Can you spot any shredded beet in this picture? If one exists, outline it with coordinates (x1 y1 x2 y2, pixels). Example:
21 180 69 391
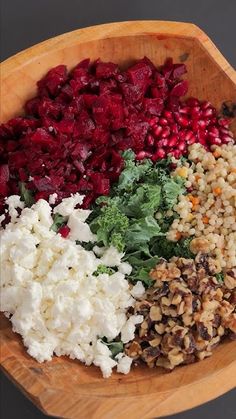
0 57 234 210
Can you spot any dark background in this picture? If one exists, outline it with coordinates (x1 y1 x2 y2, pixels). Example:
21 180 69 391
0 0 235 418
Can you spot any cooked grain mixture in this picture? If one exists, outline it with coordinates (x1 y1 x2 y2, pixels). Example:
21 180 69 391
167 143 236 269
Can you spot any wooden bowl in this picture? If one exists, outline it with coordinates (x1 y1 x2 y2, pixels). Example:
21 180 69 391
1 21 236 419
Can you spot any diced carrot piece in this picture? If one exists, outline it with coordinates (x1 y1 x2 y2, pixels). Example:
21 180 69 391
213 187 222 195
175 232 182 240
202 216 209 224
213 150 221 158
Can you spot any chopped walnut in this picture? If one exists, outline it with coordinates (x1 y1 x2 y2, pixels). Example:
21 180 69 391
125 253 236 371
190 238 210 254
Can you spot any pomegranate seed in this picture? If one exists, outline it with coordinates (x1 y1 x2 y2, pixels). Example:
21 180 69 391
149 117 159 127
219 127 234 137
202 108 214 118
158 139 169 148
178 141 186 151
159 117 168 126
136 151 147 160
58 225 70 238
168 135 178 147
178 130 187 141
201 101 211 110
187 186 193 192
170 123 179 134
187 136 197 145
190 106 201 118
218 118 230 127
176 115 189 127
169 162 177 170
146 134 155 146
199 137 207 146
186 97 199 107
172 149 182 159
185 130 194 141
209 117 217 125
208 127 219 137
153 148 166 160
153 126 163 137
163 110 173 120
198 120 207 129
221 135 234 144
208 135 222 145
161 127 170 138
179 106 190 115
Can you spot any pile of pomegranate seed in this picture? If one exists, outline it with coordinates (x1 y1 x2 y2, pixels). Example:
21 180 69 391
141 98 234 161
0 57 234 212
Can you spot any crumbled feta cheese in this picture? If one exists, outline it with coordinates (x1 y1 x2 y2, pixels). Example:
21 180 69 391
117 354 133 374
68 210 96 242
100 246 124 267
93 245 106 257
121 315 143 343
118 262 132 275
5 195 25 223
130 281 145 298
0 194 142 378
53 193 84 216
49 193 58 205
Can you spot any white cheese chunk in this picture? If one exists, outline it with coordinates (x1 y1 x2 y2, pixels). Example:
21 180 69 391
0 194 142 378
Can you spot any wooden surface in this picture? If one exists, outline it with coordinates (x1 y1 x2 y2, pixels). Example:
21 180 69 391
0 21 236 419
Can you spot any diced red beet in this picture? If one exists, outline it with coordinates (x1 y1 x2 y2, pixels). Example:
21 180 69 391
100 79 118 94
75 112 95 139
38 98 63 119
0 164 10 196
9 151 27 169
95 62 119 79
37 65 68 97
35 191 50 201
90 172 110 195
144 98 164 116
170 80 188 97
58 225 70 238
33 175 63 192
121 83 144 104
30 128 55 146
0 164 9 184
171 64 187 79
127 58 153 89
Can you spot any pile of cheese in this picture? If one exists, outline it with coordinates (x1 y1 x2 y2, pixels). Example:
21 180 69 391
0 194 144 378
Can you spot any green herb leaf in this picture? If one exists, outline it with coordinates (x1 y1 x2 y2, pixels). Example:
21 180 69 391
94 265 115 276
19 182 35 207
125 216 162 248
90 202 129 252
118 151 152 192
162 176 185 209
101 339 124 358
50 213 67 233
122 149 136 161
128 255 159 287
151 236 194 259
124 184 161 218
215 272 224 283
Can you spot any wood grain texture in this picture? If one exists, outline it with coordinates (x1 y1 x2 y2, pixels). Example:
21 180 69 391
0 21 236 419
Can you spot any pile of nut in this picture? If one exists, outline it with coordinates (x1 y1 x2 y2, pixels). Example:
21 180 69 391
125 254 236 370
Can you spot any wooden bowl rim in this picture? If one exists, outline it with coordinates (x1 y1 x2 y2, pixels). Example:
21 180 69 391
1 20 235 84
